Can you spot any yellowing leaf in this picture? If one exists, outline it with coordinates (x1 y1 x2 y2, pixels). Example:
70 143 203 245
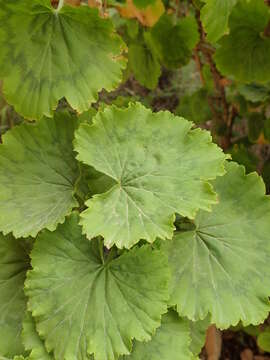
118 0 164 27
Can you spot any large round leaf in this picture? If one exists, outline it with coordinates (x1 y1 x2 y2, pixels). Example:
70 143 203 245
167 161 270 328
0 234 30 358
0 112 78 238
123 310 192 360
215 0 270 84
0 0 126 120
25 213 170 360
74 102 227 249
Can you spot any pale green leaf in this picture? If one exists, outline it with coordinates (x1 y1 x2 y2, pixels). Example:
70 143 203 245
201 0 237 43
123 310 193 360
25 213 170 360
0 234 30 358
0 0 126 120
189 318 209 357
167 161 270 328
74 103 227 249
215 0 270 84
22 313 53 360
0 112 78 238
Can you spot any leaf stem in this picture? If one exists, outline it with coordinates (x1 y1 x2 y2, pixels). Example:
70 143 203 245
56 0 65 12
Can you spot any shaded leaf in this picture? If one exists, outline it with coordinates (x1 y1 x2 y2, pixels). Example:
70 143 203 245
0 234 30 358
150 15 199 69
128 32 161 89
175 88 211 124
215 0 270 84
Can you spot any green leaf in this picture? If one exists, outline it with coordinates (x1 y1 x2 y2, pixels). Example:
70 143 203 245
22 313 52 360
166 161 270 328
200 0 237 43
74 103 227 249
0 233 30 358
150 15 199 69
189 318 209 357
248 112 265 142
25 213 170 360
257 327 270 352
128 32 161 90
123 310 193 360
237 83 270 103
175 88 212 124
215 0 270 84
0 111 78 238
230 144 258 173
0 0 126 120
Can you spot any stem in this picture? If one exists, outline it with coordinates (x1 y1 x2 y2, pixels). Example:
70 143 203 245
194 9 235 150
56 0 64 12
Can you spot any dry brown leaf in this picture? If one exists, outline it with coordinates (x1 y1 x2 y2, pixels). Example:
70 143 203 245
205 325 222 360
118 0 164 27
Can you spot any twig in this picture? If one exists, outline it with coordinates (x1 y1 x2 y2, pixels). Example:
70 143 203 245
194 10 235 150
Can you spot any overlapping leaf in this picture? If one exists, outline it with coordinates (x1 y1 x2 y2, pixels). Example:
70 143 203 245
215 0 270 83
128 32 161 90
0 112 78 238
74 103 227 248
167 161 270 328
150 15 199 70
200 0 237 43
189 318 209 357
0 0 126 120
123 310 192 360
0 234 30 358
25 213 170 360
22 313 53 360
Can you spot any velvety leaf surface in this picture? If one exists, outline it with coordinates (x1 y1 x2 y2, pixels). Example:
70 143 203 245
22 313 53 360
200 0 237 43
167 161 270 328
25 213 170 360
215 0 270 83
123 310 192 360
0 234 30 358
0 0 126 119
74 103 227 248
0 112 78 238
